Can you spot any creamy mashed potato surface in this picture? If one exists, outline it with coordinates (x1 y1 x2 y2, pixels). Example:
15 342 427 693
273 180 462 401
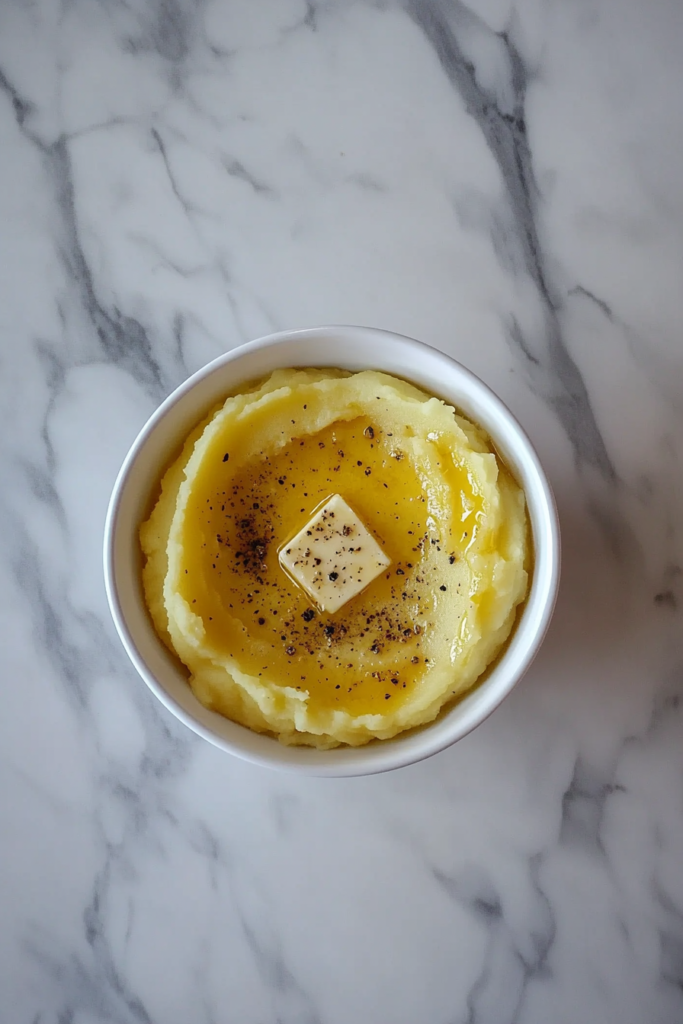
140 369 529 747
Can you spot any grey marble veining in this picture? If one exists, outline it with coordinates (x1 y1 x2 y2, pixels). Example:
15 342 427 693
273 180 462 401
1 0 683 1022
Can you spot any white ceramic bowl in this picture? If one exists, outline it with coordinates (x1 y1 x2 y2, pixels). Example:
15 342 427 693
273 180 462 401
104 326 560 776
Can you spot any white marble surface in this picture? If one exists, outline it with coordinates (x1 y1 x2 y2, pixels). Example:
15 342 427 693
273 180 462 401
2 0 683 1020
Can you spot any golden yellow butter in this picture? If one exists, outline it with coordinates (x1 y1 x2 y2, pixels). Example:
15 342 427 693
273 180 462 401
140 369 529 748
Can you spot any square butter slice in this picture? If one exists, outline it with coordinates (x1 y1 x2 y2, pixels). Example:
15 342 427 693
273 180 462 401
279 494 391 613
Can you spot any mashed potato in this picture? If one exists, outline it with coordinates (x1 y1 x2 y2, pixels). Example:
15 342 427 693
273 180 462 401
140 369 529 747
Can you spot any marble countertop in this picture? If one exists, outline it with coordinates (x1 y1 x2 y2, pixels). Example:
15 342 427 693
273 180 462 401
2 1 683 1021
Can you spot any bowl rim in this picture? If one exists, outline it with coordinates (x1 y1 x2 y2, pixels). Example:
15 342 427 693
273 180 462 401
104 325 560 776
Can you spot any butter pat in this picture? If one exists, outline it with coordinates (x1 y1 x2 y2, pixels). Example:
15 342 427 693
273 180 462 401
279 494 391 613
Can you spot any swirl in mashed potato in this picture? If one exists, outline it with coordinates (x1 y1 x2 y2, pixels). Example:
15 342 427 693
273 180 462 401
140 369 529 748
